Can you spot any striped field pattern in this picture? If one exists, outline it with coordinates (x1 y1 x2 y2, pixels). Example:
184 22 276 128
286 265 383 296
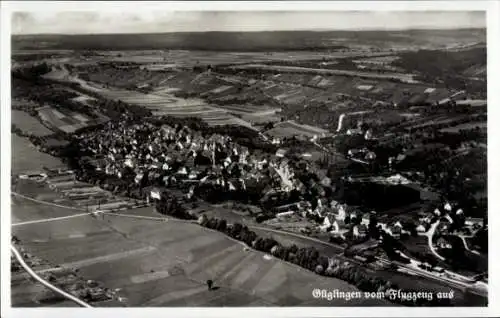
12 196 386 307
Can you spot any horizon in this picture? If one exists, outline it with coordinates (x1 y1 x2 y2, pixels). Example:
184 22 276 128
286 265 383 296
12 11 486 35
12 26 487 37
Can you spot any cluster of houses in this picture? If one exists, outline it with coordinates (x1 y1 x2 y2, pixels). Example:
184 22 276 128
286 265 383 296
273 198 404 241
272 195 484 245
74 121 322 204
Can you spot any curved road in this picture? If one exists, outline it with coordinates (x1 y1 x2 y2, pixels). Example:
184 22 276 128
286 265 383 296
425 221 446 261
12 192 487 297
11 244 92 308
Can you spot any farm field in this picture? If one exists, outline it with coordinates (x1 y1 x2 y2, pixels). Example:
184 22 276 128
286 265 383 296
11 251 123 307
11 197 385 307
440 122 487 133
11 135 64 175
12 110 54 136
93 50 391 67
37 106 92 133
11 272 80 307
50 70 256 128
265 120 332 139
230 64 418 83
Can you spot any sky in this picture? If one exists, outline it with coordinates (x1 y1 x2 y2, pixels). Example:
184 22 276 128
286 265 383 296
12 11 486 35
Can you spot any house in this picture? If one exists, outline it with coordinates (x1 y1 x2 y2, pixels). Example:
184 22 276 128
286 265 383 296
433 266 445 273
444 214 454 224
353 224 368 237
443 202 452 212
330 200 339 209
336 204 347 220
436 237 452 249
364 129 373 140
393 221 403 229
277 210 295 219
320 214 336 232
416 224 427 233
385 222 402 239
465 217 484 227
361 213 372 226
331 219 347 233
321 176 332 187
188 170 199 180
346 128 362 135
276 148 287 158
420 262 433 271
150 188 162 200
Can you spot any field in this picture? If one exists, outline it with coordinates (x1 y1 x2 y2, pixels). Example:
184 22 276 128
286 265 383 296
51 68 256 128
230 64 418 83
11 270 80 307
440 122 487 133
12 110 54 136
11 135 64 175
12 29 485 52
11 198 384 306
37 106 93 133
9 140 479 307
266 120 331 139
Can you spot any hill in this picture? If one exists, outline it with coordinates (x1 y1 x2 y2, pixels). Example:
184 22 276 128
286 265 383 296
12 29 486 52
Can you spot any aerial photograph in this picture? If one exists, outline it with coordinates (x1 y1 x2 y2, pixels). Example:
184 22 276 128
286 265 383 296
8 8 488 309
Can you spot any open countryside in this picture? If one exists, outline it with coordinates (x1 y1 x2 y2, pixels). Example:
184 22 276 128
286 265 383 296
10 11 487 308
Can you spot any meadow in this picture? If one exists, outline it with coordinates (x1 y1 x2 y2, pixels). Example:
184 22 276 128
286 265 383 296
12 110 54 136
11 135 64 175
12 197 382 306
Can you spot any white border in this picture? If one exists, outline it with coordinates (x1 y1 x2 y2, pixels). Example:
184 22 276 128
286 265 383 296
1 1 495 12
1 1 499 318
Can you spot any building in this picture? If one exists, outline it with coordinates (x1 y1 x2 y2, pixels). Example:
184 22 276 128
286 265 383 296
331 219 347 234
275 148 287 158
416 224 427 233
277 211 295 219
353 224 368 238
320 214 336 232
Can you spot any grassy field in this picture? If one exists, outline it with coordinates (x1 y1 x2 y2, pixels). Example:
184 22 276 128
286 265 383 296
11 135 64 175
440 122 487 133
230 64 417 83
37 106 91 133
11 181 480 306
12 110 54 136
12 195 384 307
11 276 80 307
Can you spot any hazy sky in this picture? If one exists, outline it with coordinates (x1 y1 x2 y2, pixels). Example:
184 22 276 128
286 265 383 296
12 11 486 34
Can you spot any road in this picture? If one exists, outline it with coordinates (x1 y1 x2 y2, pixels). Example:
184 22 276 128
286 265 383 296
11 244 92 308
424 220 446 261
458 235 480 255
251 225 487 296
11 192 487 298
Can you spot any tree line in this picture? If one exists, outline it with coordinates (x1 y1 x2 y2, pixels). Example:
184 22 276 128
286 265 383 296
190 212 452 306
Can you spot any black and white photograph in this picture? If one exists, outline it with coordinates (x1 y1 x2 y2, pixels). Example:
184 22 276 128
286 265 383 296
1 1 498 317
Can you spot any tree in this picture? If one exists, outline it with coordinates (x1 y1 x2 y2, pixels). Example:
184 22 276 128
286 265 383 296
231 223 243 238
206 217 218 229
216 219 227 232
